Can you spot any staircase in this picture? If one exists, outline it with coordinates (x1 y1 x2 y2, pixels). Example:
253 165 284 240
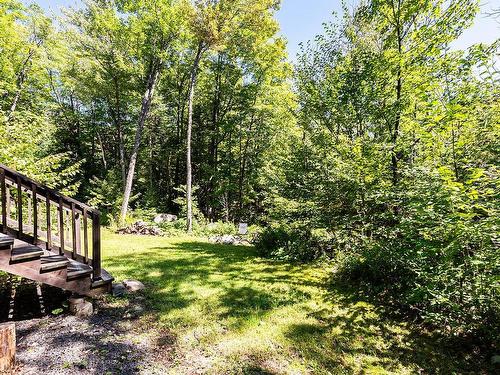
0 164 113 297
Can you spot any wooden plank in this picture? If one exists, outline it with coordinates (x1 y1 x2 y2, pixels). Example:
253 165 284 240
1 169 6 233
46 195 52 250
83 208 88 263
32 184 38 244
58 198 64 255
92 212 101 280
0 322 15 373
75 213 81 257
27 190 32 226
16 176 22 237
71 203 77 259
6 186 10 219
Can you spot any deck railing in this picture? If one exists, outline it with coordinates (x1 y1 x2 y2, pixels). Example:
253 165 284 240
0 164 101 280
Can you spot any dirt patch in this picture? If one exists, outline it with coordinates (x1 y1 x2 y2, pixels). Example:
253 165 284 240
0 276 174 374
13 297 173 375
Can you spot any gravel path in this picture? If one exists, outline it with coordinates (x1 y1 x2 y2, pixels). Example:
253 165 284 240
12 297 174 375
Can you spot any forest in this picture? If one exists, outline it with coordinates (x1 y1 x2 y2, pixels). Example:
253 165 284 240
1 0 498 357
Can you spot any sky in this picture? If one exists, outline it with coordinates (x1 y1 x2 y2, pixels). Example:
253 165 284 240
33 0 500 60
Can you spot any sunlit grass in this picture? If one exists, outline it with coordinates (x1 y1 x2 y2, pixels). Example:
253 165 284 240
101 230 492 374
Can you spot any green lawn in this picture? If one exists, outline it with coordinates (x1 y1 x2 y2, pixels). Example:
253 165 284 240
102 230 491 374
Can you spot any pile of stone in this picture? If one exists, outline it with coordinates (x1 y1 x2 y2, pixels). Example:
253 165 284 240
209 234 251 246
153 213 177 224
116 221 163 236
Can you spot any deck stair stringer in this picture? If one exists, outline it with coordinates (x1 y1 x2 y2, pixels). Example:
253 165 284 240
0 236 112 297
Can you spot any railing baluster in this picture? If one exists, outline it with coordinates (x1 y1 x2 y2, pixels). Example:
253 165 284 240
58 198 64 255
27 190 32 227
1 169 6 233
32 184 37 244
83 208 88 263
46 195 52 250
65 210 70 248
75 212 81 257
17 177 22 237
92 212 101 280
6 186 10 220
71 203 76 259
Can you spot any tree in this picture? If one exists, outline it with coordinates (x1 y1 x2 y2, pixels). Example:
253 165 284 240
184 0 283 231
270 0 498 339
118 0 187 225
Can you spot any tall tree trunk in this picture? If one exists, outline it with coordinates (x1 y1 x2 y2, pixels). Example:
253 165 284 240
171 71 187 207
208 53 222 220
114 76 127 189
238 118 254 220
391 0 403 186
119 61 161 224
186 43 204 232
7 48 36 122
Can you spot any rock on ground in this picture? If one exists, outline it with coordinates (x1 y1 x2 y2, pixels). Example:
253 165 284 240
68 297 93 318
116 221 163 236
122 280 145 292
209 235 251 246
153 214 177 224
112 283 126 297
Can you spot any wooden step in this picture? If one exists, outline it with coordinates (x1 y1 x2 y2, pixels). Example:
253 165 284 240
0 233 14 249
66 260 93 280
40 255 69 272
91 268 114 288
10 245 44 262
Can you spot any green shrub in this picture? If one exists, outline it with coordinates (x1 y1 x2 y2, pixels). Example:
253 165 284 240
204 221 237 236
255 224 334 262
158 218 199 236
336 169 500 342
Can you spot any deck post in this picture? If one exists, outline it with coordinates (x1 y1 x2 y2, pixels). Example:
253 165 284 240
16 177 22 237
71 203 77 259
32 183 38 244
1 169 6 233
46 195 52 250
83 208 89 263
92 212 101 280
58 198 64 255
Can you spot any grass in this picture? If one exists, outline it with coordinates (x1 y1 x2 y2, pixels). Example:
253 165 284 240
101 230 494 374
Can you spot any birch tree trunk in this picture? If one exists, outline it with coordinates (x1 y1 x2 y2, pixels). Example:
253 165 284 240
186 44 204 233
119 61 161 224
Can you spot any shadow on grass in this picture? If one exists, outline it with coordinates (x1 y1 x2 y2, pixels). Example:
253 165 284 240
286 282 498 374
104 240 497 374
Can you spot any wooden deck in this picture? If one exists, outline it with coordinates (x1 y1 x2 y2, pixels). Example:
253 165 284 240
0 164 113 297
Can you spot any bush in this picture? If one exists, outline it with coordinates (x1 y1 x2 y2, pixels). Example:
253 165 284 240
204 221 237 236
158 218 251 238
255 224 334 262
336 169 500 342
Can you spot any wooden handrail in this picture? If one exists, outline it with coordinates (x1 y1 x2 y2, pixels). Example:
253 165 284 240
0 164 102 280
0 164 98 215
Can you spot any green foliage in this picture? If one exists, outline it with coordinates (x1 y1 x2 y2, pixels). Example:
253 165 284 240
0 0 82 195
255 224 334 262
264 0 500 342
204 220 237 235
156 218 234 237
